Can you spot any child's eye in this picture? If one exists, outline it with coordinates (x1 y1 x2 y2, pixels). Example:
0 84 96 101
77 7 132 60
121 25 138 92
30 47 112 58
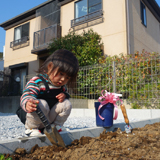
60 72 64 75
66 76 70 80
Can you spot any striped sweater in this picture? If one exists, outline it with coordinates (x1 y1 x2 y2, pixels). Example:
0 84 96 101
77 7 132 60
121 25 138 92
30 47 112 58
20 73 69 112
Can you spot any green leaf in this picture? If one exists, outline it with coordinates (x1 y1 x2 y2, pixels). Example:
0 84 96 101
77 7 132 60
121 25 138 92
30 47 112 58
0 154 5 160
6 158 12 160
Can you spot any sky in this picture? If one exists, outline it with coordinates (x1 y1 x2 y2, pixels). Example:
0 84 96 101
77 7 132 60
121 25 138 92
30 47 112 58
0 0 160 53
0 0 47 53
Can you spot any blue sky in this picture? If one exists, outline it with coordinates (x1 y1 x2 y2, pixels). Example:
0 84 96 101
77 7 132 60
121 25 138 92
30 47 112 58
0 0 160 52
0 0 47 52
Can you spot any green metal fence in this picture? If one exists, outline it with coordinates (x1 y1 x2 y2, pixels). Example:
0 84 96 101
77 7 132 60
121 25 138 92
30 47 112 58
24 56 160 109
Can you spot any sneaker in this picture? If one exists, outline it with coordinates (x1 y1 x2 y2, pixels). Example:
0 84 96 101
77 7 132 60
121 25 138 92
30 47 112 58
51 124 69 132
56 125 70 132
25 129 43 137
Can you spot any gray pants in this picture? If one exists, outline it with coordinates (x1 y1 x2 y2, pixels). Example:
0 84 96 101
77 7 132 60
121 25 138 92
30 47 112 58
25 99 72 129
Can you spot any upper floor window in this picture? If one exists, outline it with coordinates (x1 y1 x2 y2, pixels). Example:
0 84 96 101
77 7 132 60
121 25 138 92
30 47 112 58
10 22 30 49
140 1 147 27
14 23 29 41
75 0 102 19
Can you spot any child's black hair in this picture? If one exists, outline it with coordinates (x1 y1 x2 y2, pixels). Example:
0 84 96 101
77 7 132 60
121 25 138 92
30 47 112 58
38 49 79 86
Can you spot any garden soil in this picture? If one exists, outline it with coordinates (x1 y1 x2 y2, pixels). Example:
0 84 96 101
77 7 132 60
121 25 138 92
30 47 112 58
3 122 160 160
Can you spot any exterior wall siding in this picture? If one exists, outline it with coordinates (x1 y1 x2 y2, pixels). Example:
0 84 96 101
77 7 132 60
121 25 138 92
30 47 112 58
61 0 127 56
61 0 160 56
126 0 160 54
2 0 160 75
4 18 39 75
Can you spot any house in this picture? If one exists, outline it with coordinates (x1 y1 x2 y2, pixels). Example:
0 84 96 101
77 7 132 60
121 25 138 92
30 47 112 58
0 51 4 72
59 0 160 55
0 0 160 94
0 0 61 93
0 59 4 73
0 50 4 82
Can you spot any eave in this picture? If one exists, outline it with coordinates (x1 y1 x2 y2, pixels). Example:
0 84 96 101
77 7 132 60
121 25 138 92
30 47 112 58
0 0 54 30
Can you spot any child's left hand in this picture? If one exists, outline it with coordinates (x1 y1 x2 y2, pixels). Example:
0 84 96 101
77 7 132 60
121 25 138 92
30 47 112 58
56 93 66 102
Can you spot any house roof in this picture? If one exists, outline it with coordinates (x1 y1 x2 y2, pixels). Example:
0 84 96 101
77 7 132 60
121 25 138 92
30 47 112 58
0 0 54 29
0 0 160 29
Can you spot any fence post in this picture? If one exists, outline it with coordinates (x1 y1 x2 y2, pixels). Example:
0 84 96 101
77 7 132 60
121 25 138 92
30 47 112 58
113 61 116 93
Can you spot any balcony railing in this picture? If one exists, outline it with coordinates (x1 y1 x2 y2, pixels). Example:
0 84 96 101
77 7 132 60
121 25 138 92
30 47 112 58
10 36 29 48
71 9 103 28
33 24 61 50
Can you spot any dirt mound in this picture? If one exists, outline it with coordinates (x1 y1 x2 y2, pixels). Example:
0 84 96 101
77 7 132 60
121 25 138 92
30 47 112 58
3 122 160 159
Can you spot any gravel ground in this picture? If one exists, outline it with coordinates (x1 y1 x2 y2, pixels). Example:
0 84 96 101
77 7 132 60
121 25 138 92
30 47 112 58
0 112 138 141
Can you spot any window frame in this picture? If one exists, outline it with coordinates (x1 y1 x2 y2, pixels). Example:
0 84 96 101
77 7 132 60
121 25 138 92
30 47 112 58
10 22 30 48
140 1 147 27
74 0 102 19
88 0 102 14
14 22 30 41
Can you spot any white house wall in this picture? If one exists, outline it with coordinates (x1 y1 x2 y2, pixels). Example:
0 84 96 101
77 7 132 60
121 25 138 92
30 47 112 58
61 0 128 56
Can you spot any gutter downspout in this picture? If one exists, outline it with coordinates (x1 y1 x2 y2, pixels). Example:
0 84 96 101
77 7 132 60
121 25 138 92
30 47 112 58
126 0 131 54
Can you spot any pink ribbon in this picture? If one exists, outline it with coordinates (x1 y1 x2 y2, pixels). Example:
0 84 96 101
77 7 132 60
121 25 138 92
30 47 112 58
98 90 123 120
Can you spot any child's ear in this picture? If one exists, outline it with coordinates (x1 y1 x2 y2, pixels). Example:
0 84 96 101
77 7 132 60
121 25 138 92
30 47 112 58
47 62 53 74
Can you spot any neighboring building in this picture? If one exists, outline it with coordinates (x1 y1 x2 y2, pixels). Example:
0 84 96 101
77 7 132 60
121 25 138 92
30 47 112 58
0 0 61 93
0 56 4 72
0 58 4 82
0 59 4 72
0 0 160 93
60 0 160 55
0 49 4 92
0 47 4 81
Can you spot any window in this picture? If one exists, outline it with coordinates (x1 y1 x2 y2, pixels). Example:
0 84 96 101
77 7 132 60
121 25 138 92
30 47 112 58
140 1 147 27
10 22 30 48
14 23 29 41
71 0 103 28
75 0 102 19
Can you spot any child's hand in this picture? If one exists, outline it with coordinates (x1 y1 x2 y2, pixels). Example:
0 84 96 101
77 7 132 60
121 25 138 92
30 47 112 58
56 93 66 102
26 98 39 113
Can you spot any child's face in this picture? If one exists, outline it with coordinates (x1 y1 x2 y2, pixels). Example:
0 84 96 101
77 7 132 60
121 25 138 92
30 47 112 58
47 63 70 86
49 71 70 87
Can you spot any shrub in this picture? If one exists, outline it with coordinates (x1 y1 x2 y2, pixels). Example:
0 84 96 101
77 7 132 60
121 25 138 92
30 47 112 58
75 50 160 108
102 50 160 108
48 29 103 66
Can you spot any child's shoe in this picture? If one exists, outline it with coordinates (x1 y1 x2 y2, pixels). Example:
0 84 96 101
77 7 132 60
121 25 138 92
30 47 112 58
25 129 43 137
51 124 69 132
56 125 70 132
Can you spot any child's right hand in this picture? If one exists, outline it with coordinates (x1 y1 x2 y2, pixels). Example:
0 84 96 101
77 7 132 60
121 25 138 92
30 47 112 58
26 98 39 113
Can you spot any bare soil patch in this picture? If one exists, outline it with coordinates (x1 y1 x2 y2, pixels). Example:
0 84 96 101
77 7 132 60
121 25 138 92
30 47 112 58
3 122 160 160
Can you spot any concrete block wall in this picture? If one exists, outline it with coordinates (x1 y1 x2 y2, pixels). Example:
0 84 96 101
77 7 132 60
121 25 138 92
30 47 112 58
0 97 97 113
70 98 131 109
0 97 135 114
70 108 160 120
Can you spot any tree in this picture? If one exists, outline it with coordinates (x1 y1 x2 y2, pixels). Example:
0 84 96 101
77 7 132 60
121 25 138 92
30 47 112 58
48 29 103 66
0 52 3 59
